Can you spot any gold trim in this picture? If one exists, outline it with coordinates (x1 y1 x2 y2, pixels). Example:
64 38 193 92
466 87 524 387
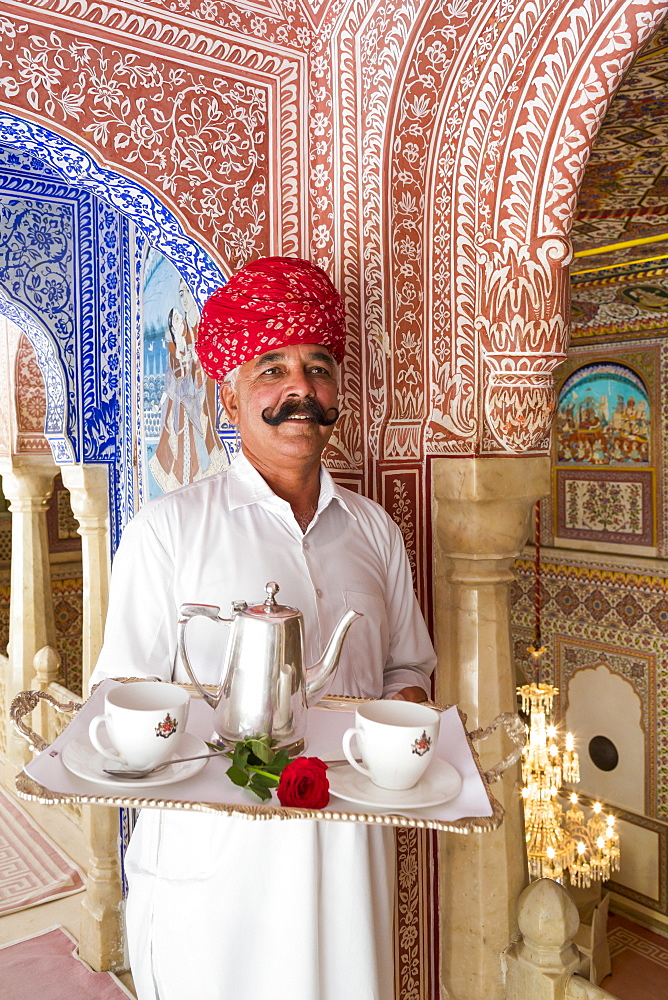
573 232 668 258
14 769 505 833
12 684 510 835
571 252 668 276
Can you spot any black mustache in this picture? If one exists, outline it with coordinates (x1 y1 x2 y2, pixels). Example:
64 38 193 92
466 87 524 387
261 397 340 427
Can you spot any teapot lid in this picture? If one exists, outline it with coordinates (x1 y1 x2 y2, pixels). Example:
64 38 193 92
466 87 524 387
243 581 300 620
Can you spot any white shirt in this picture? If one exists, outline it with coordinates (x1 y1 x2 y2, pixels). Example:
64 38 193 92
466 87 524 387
90 452 436 1000
93 451 436 698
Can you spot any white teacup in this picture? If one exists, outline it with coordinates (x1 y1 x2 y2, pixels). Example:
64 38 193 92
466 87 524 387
88 682 190 770
342 701 440 790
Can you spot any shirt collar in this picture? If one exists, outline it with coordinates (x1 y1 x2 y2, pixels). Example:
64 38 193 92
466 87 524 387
227 450 357 520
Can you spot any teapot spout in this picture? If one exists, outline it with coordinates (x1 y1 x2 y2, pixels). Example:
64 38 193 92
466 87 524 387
305 608 363 706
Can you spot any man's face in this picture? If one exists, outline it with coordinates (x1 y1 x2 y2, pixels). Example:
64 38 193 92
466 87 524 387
220 343 339 474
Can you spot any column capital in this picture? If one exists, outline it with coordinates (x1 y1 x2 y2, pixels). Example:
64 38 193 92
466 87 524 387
59 464 110 530
432 456 550 559
0 456 59 507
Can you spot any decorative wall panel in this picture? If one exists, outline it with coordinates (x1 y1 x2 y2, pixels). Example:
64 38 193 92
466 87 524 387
556 468 654 547
0 8 304 276
137 246 237 505
511 550 668 915
552 341 665 556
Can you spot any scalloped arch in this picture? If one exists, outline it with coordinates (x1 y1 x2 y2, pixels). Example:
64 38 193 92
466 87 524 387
0 113 225 305
380 0 668 456
0 113 226 463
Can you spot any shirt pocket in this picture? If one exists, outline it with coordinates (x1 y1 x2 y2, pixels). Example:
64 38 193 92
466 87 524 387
341 590 390 698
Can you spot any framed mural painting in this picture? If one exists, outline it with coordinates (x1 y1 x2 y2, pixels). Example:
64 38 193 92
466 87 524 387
554 362 655 552
140 248 236 501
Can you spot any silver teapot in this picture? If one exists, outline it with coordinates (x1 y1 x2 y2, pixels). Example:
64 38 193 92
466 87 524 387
177 581 362 755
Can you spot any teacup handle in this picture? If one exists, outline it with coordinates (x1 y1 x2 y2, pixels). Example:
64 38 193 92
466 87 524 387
88 714 124 762
342 727 371 778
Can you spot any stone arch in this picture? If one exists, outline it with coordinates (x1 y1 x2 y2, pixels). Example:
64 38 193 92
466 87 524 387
382 0 667 457
0 115 226 538
0 112 225 305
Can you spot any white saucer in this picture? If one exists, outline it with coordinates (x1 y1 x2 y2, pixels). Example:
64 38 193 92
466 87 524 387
61 732 210 788
327 758 462 809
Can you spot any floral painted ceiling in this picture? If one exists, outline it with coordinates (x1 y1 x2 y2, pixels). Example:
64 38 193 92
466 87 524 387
570 25 668 343
572 25 668 273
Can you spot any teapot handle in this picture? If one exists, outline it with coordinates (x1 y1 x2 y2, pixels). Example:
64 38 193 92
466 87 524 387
177 603 230 709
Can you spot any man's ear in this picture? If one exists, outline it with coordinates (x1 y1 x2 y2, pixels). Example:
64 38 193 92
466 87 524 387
220 382 239 425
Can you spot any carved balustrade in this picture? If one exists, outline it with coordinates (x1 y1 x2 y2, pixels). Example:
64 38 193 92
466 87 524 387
504 879 617 1000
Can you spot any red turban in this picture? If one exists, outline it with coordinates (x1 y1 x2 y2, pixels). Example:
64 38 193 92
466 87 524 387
196 257 346 380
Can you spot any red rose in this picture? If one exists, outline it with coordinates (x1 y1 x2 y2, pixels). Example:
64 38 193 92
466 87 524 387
276 756 330 808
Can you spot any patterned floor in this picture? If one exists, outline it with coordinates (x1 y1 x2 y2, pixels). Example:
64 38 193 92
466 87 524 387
603 914 668 1000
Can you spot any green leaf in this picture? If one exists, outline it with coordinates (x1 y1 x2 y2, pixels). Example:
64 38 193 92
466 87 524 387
248 778 272 802
247 735 273 762
222 734 290 800
249 771 279 788
226 764 250 787
272 749 291 770
232 744 250 770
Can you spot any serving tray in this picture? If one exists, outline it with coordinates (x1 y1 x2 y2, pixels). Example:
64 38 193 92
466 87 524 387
12 679 525 834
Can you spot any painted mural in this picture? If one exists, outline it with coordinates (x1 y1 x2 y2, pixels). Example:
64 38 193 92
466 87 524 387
570 271 668 343
141 249 231 500
556 363 650 467
571 25 668 269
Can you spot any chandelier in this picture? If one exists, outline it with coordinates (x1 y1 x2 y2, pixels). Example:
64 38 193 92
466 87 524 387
518 502 621 888
519 680 621 887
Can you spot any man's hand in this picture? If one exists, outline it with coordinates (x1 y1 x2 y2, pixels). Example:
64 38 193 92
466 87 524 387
392 686 428 703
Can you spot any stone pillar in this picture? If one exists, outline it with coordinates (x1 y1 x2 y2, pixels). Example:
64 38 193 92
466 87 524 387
0 456 58 771
60 464 111 691
59 464 122 971
78 806 126 971
432 456 550 1000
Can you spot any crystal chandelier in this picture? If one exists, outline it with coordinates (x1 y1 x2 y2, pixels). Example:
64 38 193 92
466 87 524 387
519 681 620 886
519 504 621 888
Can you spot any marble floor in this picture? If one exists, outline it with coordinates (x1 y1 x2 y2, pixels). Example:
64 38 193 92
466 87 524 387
602 914 668 1000
0 782 136 996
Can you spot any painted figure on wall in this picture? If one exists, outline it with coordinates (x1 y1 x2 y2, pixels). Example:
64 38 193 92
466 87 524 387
142 250 231 500
556 363 650 467
620 284 668 311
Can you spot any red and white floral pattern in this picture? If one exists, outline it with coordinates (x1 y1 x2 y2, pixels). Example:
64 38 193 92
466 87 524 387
1 2 666 996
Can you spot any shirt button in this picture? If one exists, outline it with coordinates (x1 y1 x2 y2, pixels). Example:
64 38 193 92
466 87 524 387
316 588 323 598
303 540 310 550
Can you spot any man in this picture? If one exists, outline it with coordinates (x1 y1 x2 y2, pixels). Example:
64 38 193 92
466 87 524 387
91 257 436 1000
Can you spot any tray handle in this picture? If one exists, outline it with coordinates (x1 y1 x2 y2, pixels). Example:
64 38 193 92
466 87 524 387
469 712 526 784
10 690 82 754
